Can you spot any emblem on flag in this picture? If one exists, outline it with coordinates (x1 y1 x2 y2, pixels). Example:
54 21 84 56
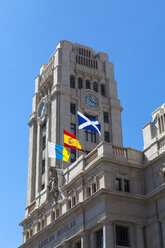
77 111 101 135
64 130 84 151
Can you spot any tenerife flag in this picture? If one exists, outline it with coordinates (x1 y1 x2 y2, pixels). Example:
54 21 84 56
77 111 101 135
48 142 70 162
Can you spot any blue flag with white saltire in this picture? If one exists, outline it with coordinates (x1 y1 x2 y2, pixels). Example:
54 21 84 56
77 111 101 135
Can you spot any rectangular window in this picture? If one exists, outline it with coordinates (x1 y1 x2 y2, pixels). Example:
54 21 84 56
116 178 122 191
116 225 130 247
87 186 91 197
124 179 130 192
96 229 103 248
76 241 81 248
56 209 59 218
70 123 76 135
68 199 71 209
70 103 76 115
41 183 45 190
71 149 76 163
42 160 45 175
104 131 110 142
92 183 96 193
104 112 109 123
85 130 96 143
43 136 46 150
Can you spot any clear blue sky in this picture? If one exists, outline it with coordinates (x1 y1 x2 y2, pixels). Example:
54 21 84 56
0 0 165 247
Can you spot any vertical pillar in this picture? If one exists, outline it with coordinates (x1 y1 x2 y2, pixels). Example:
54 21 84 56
135 225 145 248
27 122 35 205
36 123 41 198
45 104 50 195
161 221 165 248
81 232 89 248
103 221 114 248
90 231 95 247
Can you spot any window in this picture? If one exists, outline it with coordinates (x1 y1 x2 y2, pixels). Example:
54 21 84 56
41 219 45 229
37 222 41 232
30 229 33 237
85 150 90 155
92 183 96 193
104 132 110 142
41 183 45 190
116 178 130 193
78 77 83 89
87 186 91 197
115 226 130 247
51 211 55 221
85 130 96 143
76 241 81 248
72 196 76 206
101 84 105 96
116 178 122 191
86 80 91 89
70 123 76 135
68 199 71 209
26 231 29 240
43 136 46 150
104 112 109 123
124 179 130 192
42 160 45 175
56 208 59 218
96 229 103 248
71 149 76 163
93 82 98 92
70 75 75 88
70 103 76 115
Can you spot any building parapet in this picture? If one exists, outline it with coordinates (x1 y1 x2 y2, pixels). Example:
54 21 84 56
63 142 143 184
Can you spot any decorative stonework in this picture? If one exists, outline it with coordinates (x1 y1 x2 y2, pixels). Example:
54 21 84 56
48 166 59 202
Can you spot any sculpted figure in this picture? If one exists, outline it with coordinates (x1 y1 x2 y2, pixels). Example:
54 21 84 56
48 166 58 201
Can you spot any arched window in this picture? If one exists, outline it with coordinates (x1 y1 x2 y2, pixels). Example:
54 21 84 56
101 84 105 96
93 82 98 92
70 75 75 88
78 77 83 89
86 80 91 89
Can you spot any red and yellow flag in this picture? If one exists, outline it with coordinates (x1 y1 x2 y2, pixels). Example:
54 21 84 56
64 130 84 151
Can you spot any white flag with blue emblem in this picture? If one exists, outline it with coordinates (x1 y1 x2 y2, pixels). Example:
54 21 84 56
77 111 101 135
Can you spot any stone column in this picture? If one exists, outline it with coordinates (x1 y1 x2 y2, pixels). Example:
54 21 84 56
45 104 50 196
103 221 114 248
135 225 145 248
161 221 165 248
35 123 41 197
81 232 89 248
90 231 95 247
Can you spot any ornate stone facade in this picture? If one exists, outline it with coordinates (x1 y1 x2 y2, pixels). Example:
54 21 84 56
19 41 165 248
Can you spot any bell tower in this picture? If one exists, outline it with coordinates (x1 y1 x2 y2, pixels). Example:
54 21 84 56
21 40 123 245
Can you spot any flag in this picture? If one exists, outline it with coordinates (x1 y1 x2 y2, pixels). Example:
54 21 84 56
48 141 70 162
64 130 84 151
77 111 101 135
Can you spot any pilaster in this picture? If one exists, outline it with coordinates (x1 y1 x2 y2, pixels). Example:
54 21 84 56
103 220 114 248
81 231 89 248
135 225 145 248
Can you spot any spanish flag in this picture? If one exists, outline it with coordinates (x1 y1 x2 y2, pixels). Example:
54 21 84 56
64 130 84 151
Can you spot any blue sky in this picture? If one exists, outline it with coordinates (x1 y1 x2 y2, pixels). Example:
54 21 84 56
0 0 165 247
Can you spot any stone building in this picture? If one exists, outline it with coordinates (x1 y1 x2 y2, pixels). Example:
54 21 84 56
19 40 165 248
